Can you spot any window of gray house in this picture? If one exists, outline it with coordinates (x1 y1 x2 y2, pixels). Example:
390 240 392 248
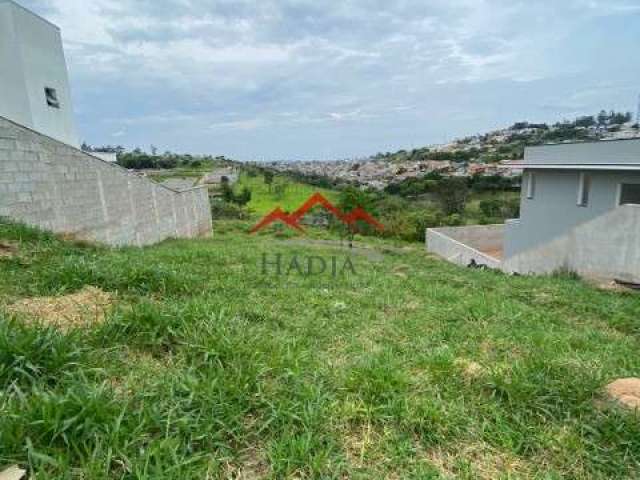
526 172 535 199
45 87 60 108
619 183 640 205
577 172 591 207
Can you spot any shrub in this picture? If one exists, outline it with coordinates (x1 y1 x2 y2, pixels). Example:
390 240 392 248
479 199 503 217
432 177 469 215
220 183 251 206
479 197 520 220
443 214 463 226
210 199 249 220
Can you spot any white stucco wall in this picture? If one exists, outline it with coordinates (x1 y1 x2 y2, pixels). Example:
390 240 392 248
0 0 78 147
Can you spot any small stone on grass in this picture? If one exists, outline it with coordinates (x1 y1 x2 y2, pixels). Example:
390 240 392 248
0 465 26 480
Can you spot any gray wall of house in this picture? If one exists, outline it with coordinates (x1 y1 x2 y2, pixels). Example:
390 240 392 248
0 116 213 246
505 169 640 259
504 204 640 282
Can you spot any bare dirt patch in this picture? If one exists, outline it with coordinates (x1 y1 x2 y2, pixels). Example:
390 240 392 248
222 445 270 480
454 358 486 382
605 378 640 410
424 443 530 479
343 422 384 470
7 286 114 331
0 242 19 258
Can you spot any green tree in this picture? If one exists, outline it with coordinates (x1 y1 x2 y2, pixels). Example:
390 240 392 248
337 186 376 214
575 115 595 128
220 178 235 203
264 171 275 192
479 198 503 217
234 187 252 206
432 177 469 215
610 111 632 125
273 182 288 200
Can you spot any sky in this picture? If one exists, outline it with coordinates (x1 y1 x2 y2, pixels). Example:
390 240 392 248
20 0 640 160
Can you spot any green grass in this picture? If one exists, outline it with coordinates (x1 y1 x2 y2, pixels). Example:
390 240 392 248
147 161 221 182
235 173 339 215
1 220 640 479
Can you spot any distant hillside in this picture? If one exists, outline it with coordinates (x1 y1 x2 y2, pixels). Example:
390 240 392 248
264 110 639 190
373 110 639 165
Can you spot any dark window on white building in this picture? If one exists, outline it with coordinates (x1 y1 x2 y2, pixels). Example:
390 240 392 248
526 172 535 199
619 184 640 205
45 87 60 108
577 173 591 207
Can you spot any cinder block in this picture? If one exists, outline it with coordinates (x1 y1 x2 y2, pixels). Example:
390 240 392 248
0 121 212 246
0 138 17 150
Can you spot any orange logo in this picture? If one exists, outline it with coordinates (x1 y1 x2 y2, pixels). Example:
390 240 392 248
250 192 384 234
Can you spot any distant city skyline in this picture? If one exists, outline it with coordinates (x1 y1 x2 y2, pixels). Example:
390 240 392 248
19 0 640 160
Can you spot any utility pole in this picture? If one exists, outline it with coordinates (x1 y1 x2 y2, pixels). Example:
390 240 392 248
636 94 640 125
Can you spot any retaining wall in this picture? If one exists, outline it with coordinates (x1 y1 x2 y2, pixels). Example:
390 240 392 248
503 205 640 282
0 116 212 246
426 225 503 269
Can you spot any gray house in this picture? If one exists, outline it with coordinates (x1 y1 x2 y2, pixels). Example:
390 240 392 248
427 139 640 283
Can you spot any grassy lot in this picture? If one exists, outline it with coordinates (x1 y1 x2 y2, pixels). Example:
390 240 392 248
235 173 339 215
1 221 640 479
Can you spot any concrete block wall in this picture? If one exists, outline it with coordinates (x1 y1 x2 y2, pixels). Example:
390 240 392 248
0 116 212 246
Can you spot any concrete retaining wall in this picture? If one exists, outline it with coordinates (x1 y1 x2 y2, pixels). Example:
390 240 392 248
504 205 640 282
426 225 503 269
0 116 212 246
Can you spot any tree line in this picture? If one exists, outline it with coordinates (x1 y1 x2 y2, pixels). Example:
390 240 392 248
81 143 230 170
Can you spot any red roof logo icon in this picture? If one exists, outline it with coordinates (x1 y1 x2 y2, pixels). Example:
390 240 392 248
250 192 384 234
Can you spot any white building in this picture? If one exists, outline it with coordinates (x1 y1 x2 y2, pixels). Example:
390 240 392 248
0 0 78 146
91 152 118 163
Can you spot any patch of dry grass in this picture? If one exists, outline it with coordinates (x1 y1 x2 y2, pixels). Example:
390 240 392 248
7 286 114 331
424 442 531 479
221 442 270 480
454 358 486 382
605 378 640 410
0 242 19 258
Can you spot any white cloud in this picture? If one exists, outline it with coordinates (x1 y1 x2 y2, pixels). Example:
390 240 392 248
209 118 266 130
23 0 640 158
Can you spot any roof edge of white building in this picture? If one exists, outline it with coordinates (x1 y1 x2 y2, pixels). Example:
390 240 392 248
0 0 60 30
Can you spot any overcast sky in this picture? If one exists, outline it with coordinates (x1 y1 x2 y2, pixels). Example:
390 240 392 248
21 0 640 160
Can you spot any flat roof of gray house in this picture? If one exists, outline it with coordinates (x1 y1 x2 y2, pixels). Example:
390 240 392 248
514 138 640 170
